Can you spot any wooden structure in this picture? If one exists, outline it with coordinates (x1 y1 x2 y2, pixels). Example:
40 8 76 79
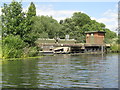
38 43 110 54
38 31 110 54
85 31 106 44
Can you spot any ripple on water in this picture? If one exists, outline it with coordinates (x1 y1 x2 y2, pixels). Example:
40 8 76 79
2 54 118 88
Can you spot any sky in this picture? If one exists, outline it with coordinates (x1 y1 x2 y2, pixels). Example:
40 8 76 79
0 1 118 33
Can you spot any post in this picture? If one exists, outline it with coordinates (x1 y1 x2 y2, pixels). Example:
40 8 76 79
101 45 105 58
101 45 104 53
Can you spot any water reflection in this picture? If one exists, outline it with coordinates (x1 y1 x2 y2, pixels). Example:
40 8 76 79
2 54 118 88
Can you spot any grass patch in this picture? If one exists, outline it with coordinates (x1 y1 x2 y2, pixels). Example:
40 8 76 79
2 56 43 61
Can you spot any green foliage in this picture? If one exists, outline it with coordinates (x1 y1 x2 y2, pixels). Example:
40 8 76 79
22 2 36 46
110 44 119 52
72 12 91 27
2 35 26 58
27 2 36 18
0 16 1 58
2 1 38 58
2 1 37 46
0 39 1 58
1 1 118 59
2 1 25 37
104 29 117 44
59 12 117 43
59 12 104 42
117 34 120 44
23 46 38 57
32 16 60 39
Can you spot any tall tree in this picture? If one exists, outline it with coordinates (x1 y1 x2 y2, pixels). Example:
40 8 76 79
59 12 117 43
2 1 25 38
0 16 1 39
1 1 28 58
72 12 91 27
32 16 60 39
1 1 42 58
23 2 36 46
27 2 36 17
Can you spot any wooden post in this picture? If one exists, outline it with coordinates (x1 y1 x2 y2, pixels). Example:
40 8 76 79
101 45 104 53
101 45 105 53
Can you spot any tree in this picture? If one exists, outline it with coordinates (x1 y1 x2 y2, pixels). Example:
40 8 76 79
0 16 2 57
2 1 25 38
32 16 60 39
22 2 37 46
72 12 91 27
59 12 117 43
104 28 117 43
1 1 38 58
27 2 36 18
0 16 1 39
59 12 91 42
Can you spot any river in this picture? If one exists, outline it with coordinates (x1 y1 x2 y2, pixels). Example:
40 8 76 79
2 54 118 88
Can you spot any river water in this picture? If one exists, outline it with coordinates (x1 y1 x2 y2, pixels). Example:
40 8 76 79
2 54 118 88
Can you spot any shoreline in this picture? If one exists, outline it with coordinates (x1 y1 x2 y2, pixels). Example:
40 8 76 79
2 56 43 61
1 52 119 60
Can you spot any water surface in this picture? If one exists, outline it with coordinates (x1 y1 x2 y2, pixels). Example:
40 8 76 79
2 54 118 88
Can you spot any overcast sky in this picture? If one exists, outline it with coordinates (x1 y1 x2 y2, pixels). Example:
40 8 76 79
0 0 118 33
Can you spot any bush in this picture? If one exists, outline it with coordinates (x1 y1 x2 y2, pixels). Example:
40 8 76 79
23 46 38 57
0 39 2 58
2 35 26 58
110 44 119 53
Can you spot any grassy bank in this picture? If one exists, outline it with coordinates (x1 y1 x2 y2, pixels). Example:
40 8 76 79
2 56 43 61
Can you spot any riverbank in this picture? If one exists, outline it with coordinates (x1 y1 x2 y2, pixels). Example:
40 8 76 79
2 51 119 61
1 44 120 60
2 56 43 61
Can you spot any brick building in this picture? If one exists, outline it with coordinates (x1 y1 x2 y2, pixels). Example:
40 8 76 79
85 31 106 44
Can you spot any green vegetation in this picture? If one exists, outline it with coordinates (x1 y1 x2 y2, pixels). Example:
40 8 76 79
0 14 1 58
58 12 117 43
1 1 118 59
2 1 39 59
32 12 117 43
110 44 120 53
0 45 1 58
104 29 117 44
32 16 60 39
3 35 26 58
3 56 43 61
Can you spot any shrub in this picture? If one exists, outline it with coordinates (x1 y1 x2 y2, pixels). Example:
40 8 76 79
23 46 38 57
110 44 119 53
2 35 26 58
